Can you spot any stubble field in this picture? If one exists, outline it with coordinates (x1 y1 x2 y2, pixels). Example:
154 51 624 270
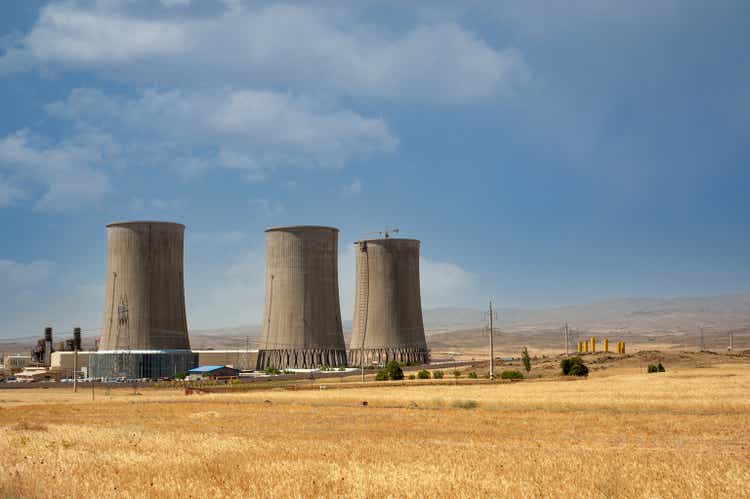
1 361 749 498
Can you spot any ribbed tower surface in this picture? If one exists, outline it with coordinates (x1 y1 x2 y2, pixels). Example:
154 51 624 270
98 221 190 351
348 238 429 366
258 226 347 369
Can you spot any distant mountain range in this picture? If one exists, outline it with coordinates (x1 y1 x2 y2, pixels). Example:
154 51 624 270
3 294 749 352
423 293 750 332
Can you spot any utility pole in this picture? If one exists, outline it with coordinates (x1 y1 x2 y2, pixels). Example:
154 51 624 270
564 322 569 356
73 347 78 393
488 301 495 380
699 326 705 352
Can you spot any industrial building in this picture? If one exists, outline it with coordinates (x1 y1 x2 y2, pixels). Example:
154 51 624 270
257 226 347 369
93 221 193 379
348 237 429 366
187 365 240 381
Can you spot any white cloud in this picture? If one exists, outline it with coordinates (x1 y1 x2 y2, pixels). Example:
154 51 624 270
340 178 363 196
1 1 531 105
0 129 113 210
0 174 24 207
49 87 397 176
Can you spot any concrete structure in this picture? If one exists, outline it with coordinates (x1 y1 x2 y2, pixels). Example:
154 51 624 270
194 350 259 371
50 351 90 378
2 354 32 371
15 367 51 382
258 226 347 369
99 221 190 350
348 238 429 366
88 350 197 379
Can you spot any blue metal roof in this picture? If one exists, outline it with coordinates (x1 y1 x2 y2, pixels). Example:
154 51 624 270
188 365 233 373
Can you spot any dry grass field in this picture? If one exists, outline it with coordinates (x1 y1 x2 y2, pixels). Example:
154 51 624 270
1 359 749 498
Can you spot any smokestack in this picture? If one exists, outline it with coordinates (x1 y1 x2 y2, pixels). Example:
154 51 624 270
73 327 82 351
258 226 346 369
44 327 53 366
348 238 429 366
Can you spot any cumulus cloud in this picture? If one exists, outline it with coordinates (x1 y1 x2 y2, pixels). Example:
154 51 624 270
1 1 531 104
48 87 397 176
0 174 24 207
0 129 113 210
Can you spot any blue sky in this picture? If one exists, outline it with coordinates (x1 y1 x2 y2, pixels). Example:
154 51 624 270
0 0 748 338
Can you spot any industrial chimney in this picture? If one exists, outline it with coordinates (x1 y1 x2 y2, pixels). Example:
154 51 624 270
98 221 190 350
44 327 53 366
348 238 429 366
73 327 82 351
258 226 347 369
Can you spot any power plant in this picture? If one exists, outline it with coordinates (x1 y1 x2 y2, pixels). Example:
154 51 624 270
348 237 429 366
257 226 347 369
90 221 195 378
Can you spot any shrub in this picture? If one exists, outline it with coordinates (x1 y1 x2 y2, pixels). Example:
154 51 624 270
468 371 478 379
408 374 416 380
173 372 186 380
417 369 431 379
453 370 462 379
521 346 531 373
569 362 589 376
375 370 389 381
561 356 588 376
433 370 445 379
264 367 281 375
386 361 404 381
647 364 659 373
658 362 666 372
500 370 524 380
338 367 346 371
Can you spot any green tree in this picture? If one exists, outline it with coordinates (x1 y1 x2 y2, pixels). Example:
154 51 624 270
385 361 404 381
417 369 431 379
521 346 531 373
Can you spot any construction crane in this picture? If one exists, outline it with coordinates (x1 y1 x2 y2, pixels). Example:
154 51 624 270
364 226 400 238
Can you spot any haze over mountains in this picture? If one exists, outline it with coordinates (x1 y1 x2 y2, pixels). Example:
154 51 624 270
186 293 750 349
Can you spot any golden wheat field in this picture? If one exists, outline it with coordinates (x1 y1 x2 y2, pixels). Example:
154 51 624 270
1 362 749 498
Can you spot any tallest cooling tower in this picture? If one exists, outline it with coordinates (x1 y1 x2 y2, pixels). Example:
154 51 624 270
258 226 347 369
98 221 190 350
348 238 429 366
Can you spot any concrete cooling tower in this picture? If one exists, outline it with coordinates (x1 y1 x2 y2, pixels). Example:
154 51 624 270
258 226 347 369
348 238 429 366
98 221 190 350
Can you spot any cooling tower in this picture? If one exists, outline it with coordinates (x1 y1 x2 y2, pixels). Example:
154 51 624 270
257 226 347 369
348 238 429 366
98 221 190 351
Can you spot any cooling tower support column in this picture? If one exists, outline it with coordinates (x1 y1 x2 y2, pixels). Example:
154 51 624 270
258 226 347 369
348 238 430 367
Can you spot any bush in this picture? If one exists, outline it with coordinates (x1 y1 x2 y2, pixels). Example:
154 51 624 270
264 367 281 375
658 362 665 372
521 346 531 373
417 369 431 379
375 370 389 381
500 370 524 380
433 370 444 379
468 371 478 379
408 374 416 380
569 362 589 376
561 356 588 376
453 370 462 379
386 361 404 381
647 364 659 373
